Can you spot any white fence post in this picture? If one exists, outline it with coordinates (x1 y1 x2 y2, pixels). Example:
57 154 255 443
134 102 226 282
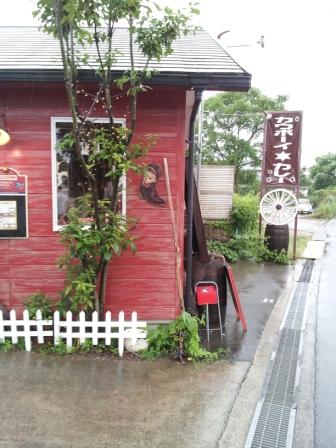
36 310 44 344
105 311 112 346
0 311 4 343
22 309 31 352
92 311 98 345
10 310 18 344
65 311 73 349
54 311 60 345
0 309 147 356
79 311 86 344
118 311 125 357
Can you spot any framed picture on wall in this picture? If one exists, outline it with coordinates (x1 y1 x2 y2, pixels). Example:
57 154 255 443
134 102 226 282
0 168 28 239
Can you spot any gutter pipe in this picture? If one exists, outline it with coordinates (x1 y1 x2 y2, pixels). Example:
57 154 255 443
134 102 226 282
185 89 203 314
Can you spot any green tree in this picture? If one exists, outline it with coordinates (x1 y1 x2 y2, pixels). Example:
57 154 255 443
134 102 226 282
35 0 198 314
300 168 311 188
201 88 287 192
238 169 260 195
310 153 336 190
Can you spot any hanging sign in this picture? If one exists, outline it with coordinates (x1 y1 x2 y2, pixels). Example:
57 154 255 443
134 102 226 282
0 167 28 238
261 111 303 188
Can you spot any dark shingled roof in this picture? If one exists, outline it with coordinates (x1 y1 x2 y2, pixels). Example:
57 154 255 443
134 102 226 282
0 27 251 91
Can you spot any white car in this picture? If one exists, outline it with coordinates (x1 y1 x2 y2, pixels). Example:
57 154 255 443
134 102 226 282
298 198 313 214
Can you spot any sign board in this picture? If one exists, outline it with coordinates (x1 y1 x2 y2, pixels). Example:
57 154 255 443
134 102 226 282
0 167 28 238
259 111 303 259
261 111 302 188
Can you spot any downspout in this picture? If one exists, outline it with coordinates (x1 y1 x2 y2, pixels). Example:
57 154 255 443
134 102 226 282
185 89 203 314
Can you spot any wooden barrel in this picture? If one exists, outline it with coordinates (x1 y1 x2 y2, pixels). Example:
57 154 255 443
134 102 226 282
264 224 289 252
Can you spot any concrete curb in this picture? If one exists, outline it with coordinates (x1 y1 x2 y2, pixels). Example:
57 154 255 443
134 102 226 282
217 219 327 448
291 259 321 448
292 219 327 447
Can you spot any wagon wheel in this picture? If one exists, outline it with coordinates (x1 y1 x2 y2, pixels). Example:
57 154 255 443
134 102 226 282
260 189 298 225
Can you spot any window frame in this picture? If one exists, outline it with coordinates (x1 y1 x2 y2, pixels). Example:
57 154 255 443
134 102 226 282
51 117 127 231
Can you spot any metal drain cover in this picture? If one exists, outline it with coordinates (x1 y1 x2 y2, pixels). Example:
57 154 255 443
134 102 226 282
245 260 314 448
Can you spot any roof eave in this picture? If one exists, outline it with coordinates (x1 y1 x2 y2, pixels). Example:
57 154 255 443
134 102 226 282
0 69 251 92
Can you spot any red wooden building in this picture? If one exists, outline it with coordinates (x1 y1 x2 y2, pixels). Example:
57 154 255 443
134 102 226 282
0 27 250 321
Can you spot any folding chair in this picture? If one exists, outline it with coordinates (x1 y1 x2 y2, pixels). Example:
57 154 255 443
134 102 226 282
195 281 224 341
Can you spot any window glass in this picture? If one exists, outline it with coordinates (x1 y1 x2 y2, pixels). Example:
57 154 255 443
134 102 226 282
53 119 126 229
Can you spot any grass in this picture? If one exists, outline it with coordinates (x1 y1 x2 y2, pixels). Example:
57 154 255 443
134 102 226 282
261 224 311 261
314 200 336 219
288 233 311 259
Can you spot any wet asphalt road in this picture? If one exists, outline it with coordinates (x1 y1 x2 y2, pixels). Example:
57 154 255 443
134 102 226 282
207 215 325 362
0 259 290 448
0 353 250 448
206 260 290 361
289 214 324 235
0 218 325 448
315 219 336 447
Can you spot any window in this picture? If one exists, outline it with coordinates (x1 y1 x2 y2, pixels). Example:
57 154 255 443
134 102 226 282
51 117 126 231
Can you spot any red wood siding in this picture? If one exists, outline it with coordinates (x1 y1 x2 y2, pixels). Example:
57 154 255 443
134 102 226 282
0 82 188 320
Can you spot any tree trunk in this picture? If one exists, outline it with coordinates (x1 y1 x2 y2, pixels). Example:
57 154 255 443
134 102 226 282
234 167 240 193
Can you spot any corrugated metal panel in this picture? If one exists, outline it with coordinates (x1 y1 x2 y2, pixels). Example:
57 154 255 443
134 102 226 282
0 27 248 75
195 166 234 220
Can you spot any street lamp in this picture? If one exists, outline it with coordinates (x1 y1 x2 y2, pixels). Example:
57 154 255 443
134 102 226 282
217 29 265 48
217 30 230 40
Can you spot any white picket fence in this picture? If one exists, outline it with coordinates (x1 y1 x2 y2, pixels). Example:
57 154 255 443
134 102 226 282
0 309 147 357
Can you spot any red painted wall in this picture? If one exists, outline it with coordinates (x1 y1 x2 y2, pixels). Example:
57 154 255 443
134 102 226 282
0 82 189 321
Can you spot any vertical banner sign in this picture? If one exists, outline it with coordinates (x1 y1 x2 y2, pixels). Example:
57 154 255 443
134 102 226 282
0 167 28 238
262 111 303 188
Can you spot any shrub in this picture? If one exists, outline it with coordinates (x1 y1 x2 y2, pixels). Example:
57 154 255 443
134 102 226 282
142 312 218 362
0 340 14 352
207 232 289 265
211 219 232 233
313 188 336 218
23 292 54 319
0 338 26 352
230 194 259 234
309 189 327 208
206 194 294 264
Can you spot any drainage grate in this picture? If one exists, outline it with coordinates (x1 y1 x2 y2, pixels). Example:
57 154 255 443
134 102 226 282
283 282 309 330
297 259 314 283
251 404 291 448
246 260 314 448
263 329 301 407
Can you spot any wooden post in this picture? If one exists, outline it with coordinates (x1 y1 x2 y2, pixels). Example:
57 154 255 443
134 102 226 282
293 214 298 259
163 157 184 311
293 185 299 260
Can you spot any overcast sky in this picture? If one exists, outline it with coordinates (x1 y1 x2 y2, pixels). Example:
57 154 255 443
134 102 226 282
1 0 335 167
